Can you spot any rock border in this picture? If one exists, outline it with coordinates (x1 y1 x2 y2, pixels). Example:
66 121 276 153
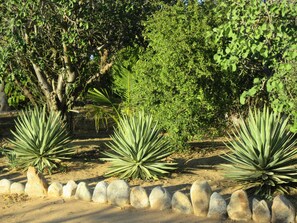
0 168 296 223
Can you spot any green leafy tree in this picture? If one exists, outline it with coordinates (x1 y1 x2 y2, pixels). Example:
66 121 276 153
0 0 152 112
213 0 297 129
128 1 235 148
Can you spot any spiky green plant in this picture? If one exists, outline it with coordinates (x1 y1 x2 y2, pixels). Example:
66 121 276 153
8 106 73 173
222 106 297 199
102 112 176 180
86 88 121 132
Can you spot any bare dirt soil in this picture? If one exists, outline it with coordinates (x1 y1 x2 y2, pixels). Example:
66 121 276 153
0 138 248 223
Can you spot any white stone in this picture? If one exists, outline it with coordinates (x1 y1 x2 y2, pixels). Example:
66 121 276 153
10 182 25 194
190 180 212 216
92 181 108 203
252 198 271 223
25 167 48 197
130 186 149 209
227 189 251 221
107 180 130 207
271 195 295 223
149 186 171 210
207 192 227 219
48 182 63 197
62 180 77 198
74 182 92 202
0 179 12 194
171 191 193 214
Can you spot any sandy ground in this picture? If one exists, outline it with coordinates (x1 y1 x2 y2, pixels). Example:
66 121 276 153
0 138 245 223
0 195 227 223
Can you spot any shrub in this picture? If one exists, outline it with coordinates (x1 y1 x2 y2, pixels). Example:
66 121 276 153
102 111 176 180
129 1 234 149
222 106 297 199
7 106 73 173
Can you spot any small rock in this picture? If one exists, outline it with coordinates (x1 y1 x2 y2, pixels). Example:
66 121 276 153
62 180 77 198
75 182 92 202
190 180 212 216
130 186 149 209
92 181 108 203
10 182 25 194
207 192 227 219
48 182 63 197
171 191 193 214
149 186 171 210
107 180 130 207
227 189 251 221
25 167 48 197
252 198 271 223
0 179 12 194
271 195 295 223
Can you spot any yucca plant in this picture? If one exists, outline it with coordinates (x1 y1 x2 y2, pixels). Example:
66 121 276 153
222 106 297 199
7 106 73 173
102 111 176 180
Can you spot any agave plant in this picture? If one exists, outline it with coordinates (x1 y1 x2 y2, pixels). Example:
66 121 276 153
222 106 297 198
102 112 176 180
8 106 73 173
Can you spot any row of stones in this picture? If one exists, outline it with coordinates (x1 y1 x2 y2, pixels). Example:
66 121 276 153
0 167 296 223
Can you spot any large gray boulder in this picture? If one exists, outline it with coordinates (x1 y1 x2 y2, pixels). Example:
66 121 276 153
130 186 149 209
171 191 193 214
207 192 227 220
271 195 295 223
227 189 251 221
190 180 212 216
107 180 130 207
252 198 271 223
92 181 108 203
149 186 171 210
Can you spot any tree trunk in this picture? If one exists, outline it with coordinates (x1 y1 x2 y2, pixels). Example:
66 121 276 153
0 83 10 112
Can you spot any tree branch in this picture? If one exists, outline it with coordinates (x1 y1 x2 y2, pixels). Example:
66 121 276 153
86 49 112 85
31 61 52 101
62 29 77 83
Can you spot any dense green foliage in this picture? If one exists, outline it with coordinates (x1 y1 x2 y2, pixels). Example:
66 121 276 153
102 112 176 180
1 0 296 153
213 0 297 130
222 107 297 199
0 0 152 112
111 46 142 114
7 107 73 173
127 1 234 148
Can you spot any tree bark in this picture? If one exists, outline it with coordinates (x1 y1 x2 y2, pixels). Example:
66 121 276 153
0 83 10 112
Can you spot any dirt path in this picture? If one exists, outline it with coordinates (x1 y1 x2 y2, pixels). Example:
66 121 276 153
0 138 241 223
0 195 230 223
